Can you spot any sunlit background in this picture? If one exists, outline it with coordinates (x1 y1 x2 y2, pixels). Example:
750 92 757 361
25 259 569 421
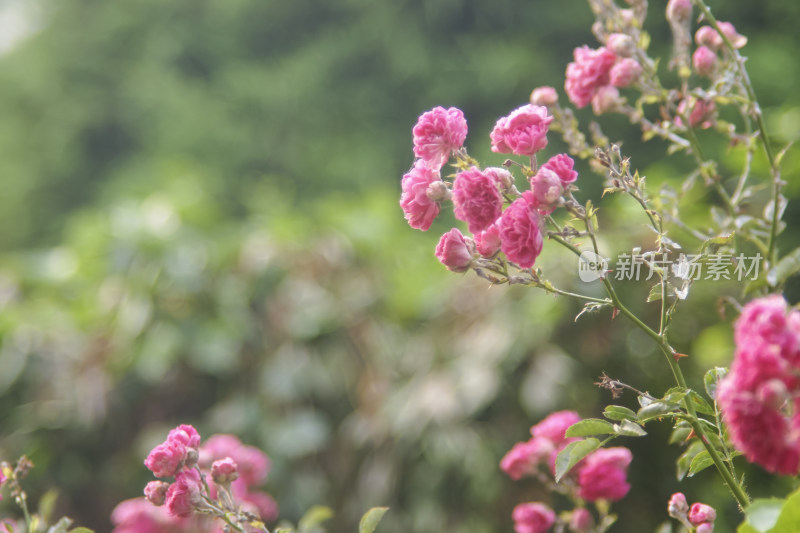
0 0 799 531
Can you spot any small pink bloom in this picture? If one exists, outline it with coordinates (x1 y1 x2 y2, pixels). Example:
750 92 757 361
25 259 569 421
484 166 515 192
577 447 633 502
530 86 558 107
145 440 187 479
688 503 717 526
695 26 722 50
541 154 578 186
531 410 581 445
212 457 239 484
696 523 714 533
144 481 170 507
111 497 185 533
200 434 271 488
498 193 543 269
591 85 621 115
610 58 642 88
475 223 502 258
167 425 201 449
570 508 593 532
435 228 474 273
165 469 202 518
677 97 716 129
500 438 554 480
717 21 748 49
606 34 635 58
452 167 503 233
693 46 718 77
666 0 692 23
412 106 468 170
400 161 442 231
529 168 563 215
512 502 556 533
490 104 553 156
565 46 618 108
667 492 689 519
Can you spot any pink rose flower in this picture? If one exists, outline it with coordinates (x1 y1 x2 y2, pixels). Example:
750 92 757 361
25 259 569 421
412 106 468 170
512 502 556 533
166 469 202 518
145 440 187 479
610 58 642 88
541 154 578 186
577 447 633 502
475 223 502 258
500 438 554 480
530 86 558 107
452 167 503 233
688 503 717 526
200 434 271 488
400 161 442 231
676 97 716 129
693 46 718 77
111 497 188 533
499 193 543 268
530 410 581 445
435 228 474 273
144 481 170 507
167 425 201 449
490 105 553 156
529 168 563 215
591 85 621 115
565 46 618 108
211 457 239 484
696 523 714 533
570 508 593 532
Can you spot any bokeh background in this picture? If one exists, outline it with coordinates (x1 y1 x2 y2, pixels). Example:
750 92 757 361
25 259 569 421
0 0 799 531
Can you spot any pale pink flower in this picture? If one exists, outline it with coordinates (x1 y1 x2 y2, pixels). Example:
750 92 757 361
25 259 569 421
475 223 502 258
498 192 543 268
512 502 556 533
412 106 468 170
695 26 722 50
452 167 503 233
200 434 270 488
144 481 170 507
570 508 593 532
693 46 718 77
435 228 474 272
717 21 748 49
606 34 635 58
667 492 689 519
696 523 714 533
577 447 632 502
166 469 202 518
530 86 558 107
484 167 514 192
111 497 188 533
530 410 581 445
565 46 617 108
688 503 717 526
490 105 553 156
591 85 621 115
400 161 442 231
610 58 642 88
666 0 692 23
145 440 187 479
541 154 578 186
211 457 239 484
500 438 554 480
529 168 563 215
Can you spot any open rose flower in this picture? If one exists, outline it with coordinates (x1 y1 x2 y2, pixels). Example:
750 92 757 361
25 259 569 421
490 104 553 156
412 106 468 170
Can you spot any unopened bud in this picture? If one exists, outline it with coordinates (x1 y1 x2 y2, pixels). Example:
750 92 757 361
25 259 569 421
211 457 239 484
569 508 593 532
688 503 717 526
606 33 636 58
183 448 199 469
695 26 722 50
610 58 642 87
530 86 558 107
426 180 451 202
144 481 170 506
591 85 621 115
618 9 636 26
484 166 514 193
666 0 692 24
668 492 689 519
693 46 718 77
717 21 748 49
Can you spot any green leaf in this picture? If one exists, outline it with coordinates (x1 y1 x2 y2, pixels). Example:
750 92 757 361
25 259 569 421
565 419 616 437
704 367 728 400
275 528 295 533
687 450 714 477
614 419 647 437
38 489 59 523
359 507 389 533
767 247 800 287
701 232 735 253
688 391 715 416
668 422 692 445
772 488 800 532
555 438 601 482
661 387 688 405
637 401 677 422
676 440 705 481
738 498 785 532
298 506 334 532
69 528 95 533
603 405 637 422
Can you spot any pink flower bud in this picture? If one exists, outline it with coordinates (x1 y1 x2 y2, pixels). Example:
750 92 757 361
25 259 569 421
485 166 515 193
426 180 451 203
606 33 636 58
166 469 202 518
688 503 717 526
610 58 642 88
512 502 556 533
666 0 692 24
475 223 501 258
211 457 239 484
695 26 723 50
696 523 714 533
718 21 748 49
667 492 689 519
693 46 718 77
529 168 563 215
570 508 593 532
144 481 170 507
435 228 474 272
530 86 559 107
591 85 621 115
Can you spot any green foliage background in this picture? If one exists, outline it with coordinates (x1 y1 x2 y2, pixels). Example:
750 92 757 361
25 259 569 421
0 0 799 531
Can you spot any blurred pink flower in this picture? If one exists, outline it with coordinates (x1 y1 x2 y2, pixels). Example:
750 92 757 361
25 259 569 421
577 447 632 502
565 46 617 108
500 438 554 480
693 46 718 77
530 86 558 107
530 410 581 445
610 58 642 88
512 502 555 533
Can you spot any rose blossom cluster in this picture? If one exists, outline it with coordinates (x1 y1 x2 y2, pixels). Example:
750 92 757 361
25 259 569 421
717 296 800 475
501 411 633 533
667 492 717 532
564 40 642 114
401 104 579 272
111 424 277 533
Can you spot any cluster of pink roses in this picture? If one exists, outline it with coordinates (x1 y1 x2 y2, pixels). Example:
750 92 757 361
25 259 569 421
668 492 717 532
401 104 579 272
112 424 277 533
717 296 800 475
501 411 633 533
564 41 642 114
